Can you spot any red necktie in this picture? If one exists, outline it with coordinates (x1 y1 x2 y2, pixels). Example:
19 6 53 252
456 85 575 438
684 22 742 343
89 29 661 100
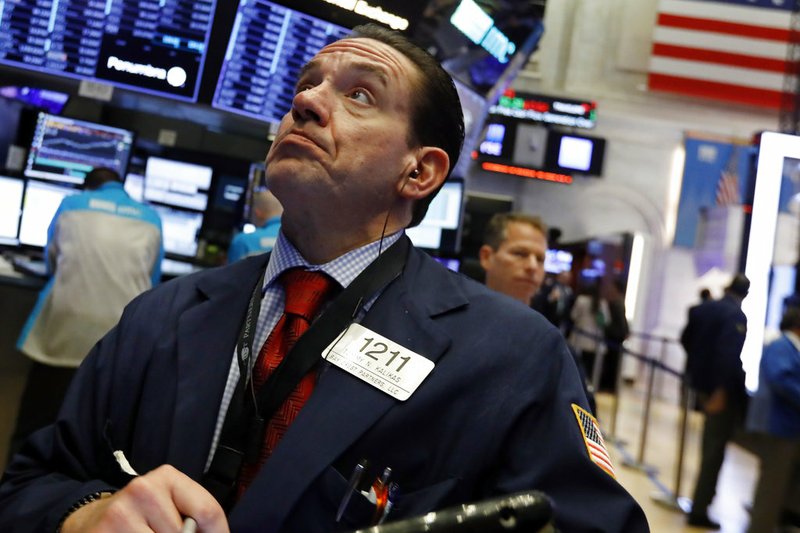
236 268 338 496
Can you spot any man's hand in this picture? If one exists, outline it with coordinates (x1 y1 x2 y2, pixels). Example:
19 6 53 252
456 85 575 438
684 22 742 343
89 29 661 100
703 388 727 415
62 465 229 533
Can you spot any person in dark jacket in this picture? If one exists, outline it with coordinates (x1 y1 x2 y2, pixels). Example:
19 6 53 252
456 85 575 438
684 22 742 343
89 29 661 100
0 25 648 533
600 279 629 393
681 273 749 529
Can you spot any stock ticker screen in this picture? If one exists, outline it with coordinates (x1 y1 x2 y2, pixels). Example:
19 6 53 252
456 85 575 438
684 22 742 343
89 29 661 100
25 113 135 184
212 0 350 123
0 0 217 102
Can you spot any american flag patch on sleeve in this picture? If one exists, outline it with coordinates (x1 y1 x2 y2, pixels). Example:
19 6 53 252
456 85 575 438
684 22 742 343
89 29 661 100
572 403 615 478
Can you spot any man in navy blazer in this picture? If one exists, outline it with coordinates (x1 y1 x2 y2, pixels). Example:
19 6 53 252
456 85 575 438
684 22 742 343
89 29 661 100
0 24 648 532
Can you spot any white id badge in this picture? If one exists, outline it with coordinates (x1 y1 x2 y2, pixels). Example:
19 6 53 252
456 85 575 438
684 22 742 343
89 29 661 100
322 323 434 401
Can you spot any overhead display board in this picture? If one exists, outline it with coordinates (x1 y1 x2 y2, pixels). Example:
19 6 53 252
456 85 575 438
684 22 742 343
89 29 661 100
212 0 350 123
0 0 218 102
490 89 597 130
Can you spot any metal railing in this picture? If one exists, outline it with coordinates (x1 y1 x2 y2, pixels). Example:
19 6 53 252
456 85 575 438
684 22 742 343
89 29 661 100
569 328 693 512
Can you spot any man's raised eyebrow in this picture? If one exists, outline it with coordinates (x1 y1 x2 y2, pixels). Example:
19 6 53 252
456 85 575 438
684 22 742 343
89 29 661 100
296 59 320 87
349 61 389 86
295 58 389 88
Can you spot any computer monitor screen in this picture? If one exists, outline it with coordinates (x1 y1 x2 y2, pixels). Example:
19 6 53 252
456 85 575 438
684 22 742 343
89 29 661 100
406 225 443 250
25 113 135 185
144 156 212 211
152 204 204 259
124 173 145 203
0 175 24 245
0 86 70 115
212 0 350 123
0 1 218 102
558 136 593 171
546 132 606 176
413 0 544 98
406 179 464 253
422 180 464 230
19 180 79 248
544 249 573 274
477 118 606 178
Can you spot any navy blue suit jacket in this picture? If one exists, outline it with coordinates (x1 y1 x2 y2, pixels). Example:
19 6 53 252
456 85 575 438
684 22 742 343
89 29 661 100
0 245 648 532
681 295 747 397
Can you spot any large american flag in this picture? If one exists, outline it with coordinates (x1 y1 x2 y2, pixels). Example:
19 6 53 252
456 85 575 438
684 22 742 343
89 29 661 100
648 0 796 109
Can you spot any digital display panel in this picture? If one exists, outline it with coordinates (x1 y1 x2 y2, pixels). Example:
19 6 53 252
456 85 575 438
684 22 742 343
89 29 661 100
406 179 464 253
212 0 350 123
0 175 25 245
151 204 203 258
124 173 145 202
0 86 70 114
489 89 597 130
547 132 605 176
19 179 79 248
558 136 594 172
477 117 606 178
144 156 211 211
419 180 463 230
0 0 217 102
25 113 135 185
544 249 573 274
413 0 544 97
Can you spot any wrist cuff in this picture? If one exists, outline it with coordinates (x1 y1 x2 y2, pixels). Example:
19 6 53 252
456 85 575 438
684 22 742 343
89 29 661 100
56 490 115 532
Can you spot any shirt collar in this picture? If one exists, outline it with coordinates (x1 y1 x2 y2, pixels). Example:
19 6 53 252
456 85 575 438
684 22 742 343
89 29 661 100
263 230 403 291
260 216 281 230
97 181 124 192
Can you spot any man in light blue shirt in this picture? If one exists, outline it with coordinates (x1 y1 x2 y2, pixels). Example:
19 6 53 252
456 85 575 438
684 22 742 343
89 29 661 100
9 166 162 460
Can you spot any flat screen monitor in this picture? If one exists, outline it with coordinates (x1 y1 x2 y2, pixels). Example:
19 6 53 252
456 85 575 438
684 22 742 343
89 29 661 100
406 225 443 250
477 117 606 178
546 132 606 176
413 0 544 99
406 179 464 253
0 175 24 245
25 113 135 185
144 156 212 211
19 180 79 248
0 86 69 114
0 1 218 102
423 180 464 230
124 173 145 203
544 249 573 274
211 0 350 123
151 204 204 259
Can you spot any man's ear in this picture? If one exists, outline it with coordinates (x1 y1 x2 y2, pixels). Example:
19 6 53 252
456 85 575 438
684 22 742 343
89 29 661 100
479 244 494 271
398 146 449 199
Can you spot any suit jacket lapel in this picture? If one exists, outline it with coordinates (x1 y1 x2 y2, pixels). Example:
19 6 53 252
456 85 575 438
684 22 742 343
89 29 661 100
230 248 469 527
167 255 270 477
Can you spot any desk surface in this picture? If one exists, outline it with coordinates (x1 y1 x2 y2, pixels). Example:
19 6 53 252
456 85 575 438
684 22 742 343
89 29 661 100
0 252 209 288
0 255 45 290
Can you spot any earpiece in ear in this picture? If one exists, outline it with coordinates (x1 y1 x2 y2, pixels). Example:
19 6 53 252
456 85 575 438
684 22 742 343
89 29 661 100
409 169 420 178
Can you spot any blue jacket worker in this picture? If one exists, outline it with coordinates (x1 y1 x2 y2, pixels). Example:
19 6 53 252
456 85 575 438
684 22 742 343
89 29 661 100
227 189 283 262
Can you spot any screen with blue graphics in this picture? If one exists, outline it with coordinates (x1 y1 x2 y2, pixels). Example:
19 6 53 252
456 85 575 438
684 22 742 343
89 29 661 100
25 112 135 185
0 0 217 102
